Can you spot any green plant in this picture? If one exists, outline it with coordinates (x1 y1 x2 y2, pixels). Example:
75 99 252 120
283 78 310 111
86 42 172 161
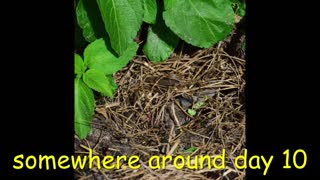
75 38 137 139
75 0 243 61
187 96 209 116
184 147 198 153
74 0 245 139
188 101 206 117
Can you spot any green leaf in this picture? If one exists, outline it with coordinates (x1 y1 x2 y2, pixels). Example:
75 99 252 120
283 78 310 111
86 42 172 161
128 0 144 21
188 109 196 116
143 0 157 24
96 0 143 55
193 101 204 110
163 0 174 10
83 69 117 97
83 38 138 75
75 53 86 76
101 75 118 97
83 38 117 72
75 78 95 139
116 42 139 70
184 147 197 153
143 5 179 62
76 0 106 42
163 0 234 48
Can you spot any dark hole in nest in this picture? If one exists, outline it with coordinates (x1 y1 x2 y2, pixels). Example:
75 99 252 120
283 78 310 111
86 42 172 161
200 108 214 115
220 88 238 96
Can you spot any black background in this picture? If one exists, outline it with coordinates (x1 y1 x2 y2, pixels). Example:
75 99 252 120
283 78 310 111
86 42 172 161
0 1 74 178
0 0 319 178
246 0 320 178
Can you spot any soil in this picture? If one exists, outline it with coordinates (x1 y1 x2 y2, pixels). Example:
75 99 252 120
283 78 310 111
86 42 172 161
75 18 246 180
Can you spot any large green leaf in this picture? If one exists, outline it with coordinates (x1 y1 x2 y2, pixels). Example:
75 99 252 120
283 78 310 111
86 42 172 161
128 0 144 21
76 0 106 42
83 69 117 97
163 0 234 48
83 39 117 72
96 0 143 55
163 0 174 10
83 38 138 75
75 53 86 76
143 0 157 24
75 78 95 139
102 75 118 97
143 8 179 62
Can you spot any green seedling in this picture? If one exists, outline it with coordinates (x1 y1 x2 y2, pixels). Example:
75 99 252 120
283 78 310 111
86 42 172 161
184 147 198 153
187 97 208 116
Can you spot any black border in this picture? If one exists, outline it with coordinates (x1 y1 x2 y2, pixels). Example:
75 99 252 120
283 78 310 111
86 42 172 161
246 0 320 178
0 1 74 178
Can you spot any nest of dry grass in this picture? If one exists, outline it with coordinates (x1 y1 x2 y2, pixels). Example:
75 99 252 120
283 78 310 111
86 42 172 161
75 45 246 180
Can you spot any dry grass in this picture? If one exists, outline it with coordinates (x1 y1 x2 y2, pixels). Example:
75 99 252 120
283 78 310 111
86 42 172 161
75 45 246 180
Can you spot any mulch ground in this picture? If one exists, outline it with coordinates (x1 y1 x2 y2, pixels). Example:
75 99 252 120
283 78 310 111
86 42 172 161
75 40 246 179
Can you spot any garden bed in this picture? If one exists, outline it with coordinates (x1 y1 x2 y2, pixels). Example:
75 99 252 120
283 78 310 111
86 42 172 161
75 42 246 179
